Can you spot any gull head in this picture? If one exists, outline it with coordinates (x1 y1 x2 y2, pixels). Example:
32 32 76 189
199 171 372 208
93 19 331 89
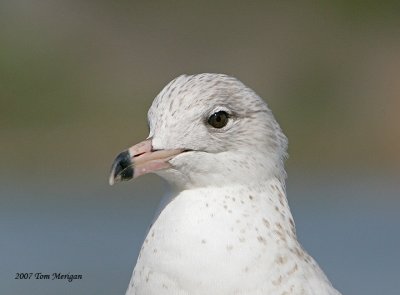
109 73 287 189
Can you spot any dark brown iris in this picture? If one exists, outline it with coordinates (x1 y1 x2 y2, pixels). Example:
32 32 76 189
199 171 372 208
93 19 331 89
208 111 229 128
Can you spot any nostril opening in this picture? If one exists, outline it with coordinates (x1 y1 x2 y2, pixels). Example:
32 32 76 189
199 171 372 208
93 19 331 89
133 152 146 158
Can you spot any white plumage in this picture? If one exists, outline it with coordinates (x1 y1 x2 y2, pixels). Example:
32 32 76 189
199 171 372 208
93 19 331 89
112 74 341 295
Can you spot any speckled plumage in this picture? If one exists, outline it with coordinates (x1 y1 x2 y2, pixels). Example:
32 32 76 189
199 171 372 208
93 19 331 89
125 74 341 295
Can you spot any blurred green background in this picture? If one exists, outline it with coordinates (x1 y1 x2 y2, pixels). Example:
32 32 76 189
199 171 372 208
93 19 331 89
1 1 399 294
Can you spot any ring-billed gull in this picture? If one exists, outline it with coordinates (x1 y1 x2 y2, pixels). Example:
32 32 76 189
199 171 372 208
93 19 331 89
109 73 341 295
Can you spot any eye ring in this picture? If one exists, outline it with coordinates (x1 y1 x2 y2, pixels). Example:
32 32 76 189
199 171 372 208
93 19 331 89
208 111 229 129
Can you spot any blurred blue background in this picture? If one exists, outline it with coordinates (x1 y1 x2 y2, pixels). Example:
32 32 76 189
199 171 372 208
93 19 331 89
1 1 399 294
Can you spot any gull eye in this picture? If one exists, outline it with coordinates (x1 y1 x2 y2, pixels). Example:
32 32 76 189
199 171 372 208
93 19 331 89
208 111 229 129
